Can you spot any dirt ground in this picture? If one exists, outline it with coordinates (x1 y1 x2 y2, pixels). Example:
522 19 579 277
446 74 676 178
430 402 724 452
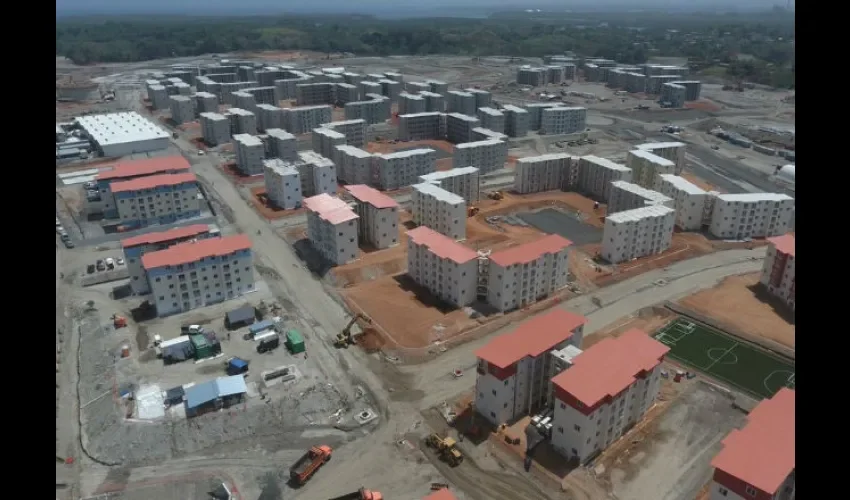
681 173 720 192
366 138 455 156
218 162 263 185
248 186 307 221
685 100 723 112
676 272 795 350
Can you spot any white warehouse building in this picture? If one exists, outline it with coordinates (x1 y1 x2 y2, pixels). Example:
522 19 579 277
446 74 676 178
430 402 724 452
302 194 360 266
452 139 508 174
75 112 170 157
601 205 675 264
343 184 400 250
406 226 479 308
606 181 673 215
708 193 795 240
655 174 708 231
419 166 481 204
626 149 677 189
411 183 467 241
263 159 302 210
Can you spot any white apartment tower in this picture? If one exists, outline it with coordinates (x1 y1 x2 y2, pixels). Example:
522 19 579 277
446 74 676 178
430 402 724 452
302 194 360 265
263 159 302 210
601 205 676 264
514 153 575 194
419 167 481 204
312 127 347 160
373 148 438 191
540 107 587 135
256 104 285 132
266 128 298 161
334 145 374 185
708 193 795 240
577 156 632 200
655 174 708 231
169 95 195 125
502 105 529 138
606 181 673 215
636 142 686 174
452 139 508 174
225 108 258 135
406 226 479 308
477 107 505 134
233 134 265 176
320 119 368 148
200 112 231 146
398 92 427 115
343 184 400 250
295 150 337 197
398 112 443 141
285 105 333 135
411 183 467 241
626 149 677 188
759 234 795 312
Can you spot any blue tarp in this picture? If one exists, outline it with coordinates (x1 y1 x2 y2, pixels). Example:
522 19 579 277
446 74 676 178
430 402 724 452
249 319 275 335
228 358 248 370
215 375 248 398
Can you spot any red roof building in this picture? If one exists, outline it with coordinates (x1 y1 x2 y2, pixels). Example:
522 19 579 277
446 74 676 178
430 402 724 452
344 185 400 250
96 156 191 182
407 226 479 308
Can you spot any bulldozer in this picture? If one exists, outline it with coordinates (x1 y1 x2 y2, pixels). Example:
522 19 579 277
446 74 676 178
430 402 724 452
425 433 464 467
467 206 480 217
487 191 504 201
334 314 371 348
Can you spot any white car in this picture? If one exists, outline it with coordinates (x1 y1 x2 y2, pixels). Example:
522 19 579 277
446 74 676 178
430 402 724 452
55 218 61 227
197 150 205 156
117 258 125 266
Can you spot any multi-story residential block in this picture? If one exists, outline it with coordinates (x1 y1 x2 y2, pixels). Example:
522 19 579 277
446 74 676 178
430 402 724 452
513 153 576 194
661 83 687 108
708 193 795 239
517 67 547 87
142 234 255 317
419 91 445 112
312 127 347 160
406 81 431 93
446 90 476 116
427 80 449 95
655 174 708 231
398 112 443 141
406 226 479 307
486 235 572 312
545 65 564 84
378 79 402 101
453 139 508 174
419 166 480 204
112 173 202 228
540 107 587 135
225 108 258 135
255 104 285 132
477 107 505 134
263 158 302 210
759 234 795 312
342 72 364 86
292 150 337 197
344 95 390 125
411 183 467 240
194 77 221 98
670 80 702 101
624 72 647 93
384 71 404 83
220 82 255 105
334 145 374 185
231 91 257 112
398 92 427 115
550 329 669 463
472 127 508 142
373 148 437 190
274 76 311 101
465 88 492 110
148 84 169 109
358 81 382 98
295 82 336 106
709 388 795 500
233 134 265 176
169 95 195 125
525 103 564 130
445 112 481 144
626 149 677 188
577 156 632 200
502 105 530 138
200 112 231 146
607 181 673 215
320 119 368 148
265 128 297 161
474 309 588 426
242 86 278 106
601 205 676 264
122 224 218 295
636 142 686 174
302 194 360 265
646 75 683 95
334 83 360 105
92 156 192 218
283 105 333 135
343 184 400 250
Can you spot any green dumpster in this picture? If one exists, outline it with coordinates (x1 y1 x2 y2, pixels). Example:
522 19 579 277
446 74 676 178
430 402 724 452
190 334 216 360
285 329 305 354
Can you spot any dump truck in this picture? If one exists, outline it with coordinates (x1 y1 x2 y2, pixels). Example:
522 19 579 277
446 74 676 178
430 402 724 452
290 445 332 485
425 434 464 466
328 487 383 500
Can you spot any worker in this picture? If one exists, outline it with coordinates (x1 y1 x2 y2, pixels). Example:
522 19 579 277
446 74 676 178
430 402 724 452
226 332 231 341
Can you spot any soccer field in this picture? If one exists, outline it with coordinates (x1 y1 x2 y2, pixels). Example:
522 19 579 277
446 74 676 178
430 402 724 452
654 318 795 399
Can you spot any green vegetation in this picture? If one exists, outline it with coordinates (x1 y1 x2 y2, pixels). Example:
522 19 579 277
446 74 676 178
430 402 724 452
56 11 794 88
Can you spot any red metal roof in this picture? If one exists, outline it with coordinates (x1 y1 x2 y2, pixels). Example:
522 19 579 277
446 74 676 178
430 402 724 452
121 224 212 248
475 309 588 369
303 193 359 224
96 155 191 181
110 172 198 193
767 233 795 257
489 234 573 267
552 329 669 407
423 489 458 500
407 226 478 264
141 234 252 269
344 184 399 209
711 388 795 495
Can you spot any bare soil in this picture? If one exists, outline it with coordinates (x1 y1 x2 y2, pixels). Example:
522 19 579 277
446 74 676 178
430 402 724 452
366 139 455 156
248 186 307 221
218 163 263 185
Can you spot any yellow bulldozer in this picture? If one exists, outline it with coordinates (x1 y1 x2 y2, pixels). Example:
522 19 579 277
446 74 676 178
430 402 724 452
425 433 464 467
334 314 371 348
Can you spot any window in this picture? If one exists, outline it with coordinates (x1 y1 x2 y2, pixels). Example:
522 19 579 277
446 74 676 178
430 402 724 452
717 487 728 497
573 424 581 432
504 380 508 386
557 426 564 434
560 402 566 410
745 486 756 497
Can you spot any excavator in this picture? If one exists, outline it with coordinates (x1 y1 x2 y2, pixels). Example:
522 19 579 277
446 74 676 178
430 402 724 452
334 314 371 348
425 433 464 467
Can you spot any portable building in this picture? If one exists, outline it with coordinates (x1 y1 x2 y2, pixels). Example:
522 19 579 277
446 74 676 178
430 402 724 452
226 305 256 329
286 329 306 354
249 319 276 336
256 331 281 353
160 336 194 364
191 334 219 360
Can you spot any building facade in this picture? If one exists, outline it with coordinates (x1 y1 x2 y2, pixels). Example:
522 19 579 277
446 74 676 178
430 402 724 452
411 183 467 240
419 166 481 204
452 139 508 174
406 226 479 308
284 105 333 135
502 105 530 138
169 95 195 125
320 119 368 148
265 128 298 161
302 194 360 265
626 149 677 188
373 148 437 191
655 174 708 231
708 193 795 240
476 107 505 134
233 134 265 176
334 145 374 185
446 90 476 116
112 172 202 228
759 234 795 312
398 112 443 141
312 127 347 160
256 104 285 132
606 181 673 215
636 142 686 175
200 112 231 146
225 108 258 135
486 235 572 312
601 205 676 264
399 92 427 115
263 159 302 210
445 113 480 144
540 107 587 135
343 184 400 250
514 153 574 194
577 156 632 200
93 156 192 218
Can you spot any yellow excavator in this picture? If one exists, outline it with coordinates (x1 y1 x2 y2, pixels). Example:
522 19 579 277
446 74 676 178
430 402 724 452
425 433 464 467
334 314 371 348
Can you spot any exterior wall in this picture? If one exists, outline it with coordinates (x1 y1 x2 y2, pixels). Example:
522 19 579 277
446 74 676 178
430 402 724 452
601 207 676 264
577 156 632 200
373 149 437 190
626 150 677 188
321 119 368 148
115 181 201 227
169 96 195 124
305 211 359 265
606 181 673 215
477 108 505 134
419 167 480 204
285 105 333 135
445 113 480 143
256 104 285 132
125 231 217 295
398 93 427 115
398 113 443 141
266 129 297 161
656 175 707 231
636 142 686 175
708 195 795 239
513 154 571 194
540 107 587 135
503 105 530 138
354 203 399 249
447 91 476 116
486 248 569 312
226 109 258 135
312 128 346 160
452 139 508 174
760 242 795 311
200 113 231 146
295 82 336 106
263 160 302 210
334 145 374 185
411 184 467 240
233 134 265 175
406 239 478 307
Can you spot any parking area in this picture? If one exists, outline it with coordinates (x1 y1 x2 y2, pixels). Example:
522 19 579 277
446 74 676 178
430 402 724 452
518 208 604 246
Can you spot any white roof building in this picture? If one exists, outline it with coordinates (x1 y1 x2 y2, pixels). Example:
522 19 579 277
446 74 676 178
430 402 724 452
75 112 170 157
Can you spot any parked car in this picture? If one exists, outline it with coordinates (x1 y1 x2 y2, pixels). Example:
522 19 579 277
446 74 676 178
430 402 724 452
96 261 106 271
56 226 65 234
64 240 75 249
87 264 95 274
60 234 71 242
55 218 61 227
105 257 115 270
116 257 125 266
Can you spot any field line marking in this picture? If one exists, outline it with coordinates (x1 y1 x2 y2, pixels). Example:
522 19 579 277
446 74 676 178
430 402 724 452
704 342 738 372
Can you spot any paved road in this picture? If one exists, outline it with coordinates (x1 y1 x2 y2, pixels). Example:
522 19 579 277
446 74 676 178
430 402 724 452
685 143 794 198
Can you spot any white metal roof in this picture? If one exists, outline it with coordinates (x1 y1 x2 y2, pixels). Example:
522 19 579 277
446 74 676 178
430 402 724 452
412 182 465 204
637 141 686 150
628 148 676 166
313 128 346 140
335 145 374 159
446 112 480 122
298 150 334 167
233 134 263 146
611 181 673 204
266 128 296 140
419 91 443 98
264 158 299 176
477 107 503 116
379 148 435 160
447 90 474 97
420 166 479 181
199 112 228 121
170 95 191 102
226 108 255 117
717 193 794 202
322 119 366 128
607 205 675 223
581 155 630 172
400 92 425 100
256 104 282 111
194 91 217 98
400 112 442 119
658 174 707 195
455 139 504 149
290 104 333 112
516 153 573 164
501 104 528 113
75 112 169 147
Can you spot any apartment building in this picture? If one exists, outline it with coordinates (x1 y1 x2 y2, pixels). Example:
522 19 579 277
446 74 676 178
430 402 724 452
655 174 708 231
265 128 298 161
334 145 374 185
759 234 795 311
378 79 402 101
406 81 431 93
411 183 467 240
452 139 508 174
525 103 564 131
406 226 479 308
708 193 795 239
472 127 508 142
143 234 255 317
220 82 256 105
540 107 587 135
256 104 285 132
343 184 400 249
112 173 202 228
169 95 195 125
284 105 333 135
233 134 265 176
445 113 480 143
626 149 677 188
373 148 437 191
477 107 505 134
646 75 683 95
502 105 530 138
293 150 337 197
465 88 492 110
398 92 426 115
312 127 347 159
122 224 218 295
344 95 391 125
514 153 575 194
93 156 192 218
231 91 257 112
398 112 443 141
334 83 360 105
302 194 360 265
225 108 258 135
474 309 588 426
420 91 445 112
577 156 632 200
320 119 368 148
427 80 449 95
601 205 676 264
486 235 572 312
446 90 476 116
263 158 302 210
661 83 687 108
550 329 670 463
199 112 231 146
671 80 702 101
358 81 382 97
607 181 673 215
636 142 686 174
419 166 480 203
148 84 169 109
295 82 336 106
710 388 795 500
517 67 547 87
274 76 311 100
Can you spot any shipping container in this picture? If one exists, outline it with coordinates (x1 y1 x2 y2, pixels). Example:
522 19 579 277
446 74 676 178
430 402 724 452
285 329 305 354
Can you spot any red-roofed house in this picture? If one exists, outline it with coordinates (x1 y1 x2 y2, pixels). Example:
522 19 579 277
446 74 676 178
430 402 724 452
473 309 588 426
93 156 192 219
303 194 360 266
141 234 254 317
710 388 795 500
407 226 479 308
344 184 400 250
486 234 573 312
760 234 795 312
550 329 669 463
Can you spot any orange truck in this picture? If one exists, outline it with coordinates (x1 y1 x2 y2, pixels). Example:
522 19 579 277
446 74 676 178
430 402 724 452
328 487 383 500
290 445 332 485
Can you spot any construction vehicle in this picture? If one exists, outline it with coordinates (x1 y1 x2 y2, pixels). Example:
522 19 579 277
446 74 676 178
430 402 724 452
334 314 371 348
431 483 450 491
487 191 504 201
328 487 384 500
425 433 464 466
467 206 479 217
112 315 127 328
289 445 332 485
